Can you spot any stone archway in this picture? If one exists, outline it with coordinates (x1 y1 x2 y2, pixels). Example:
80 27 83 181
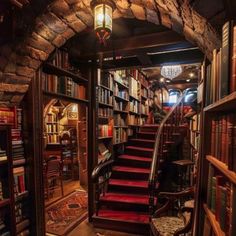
0 0 220 105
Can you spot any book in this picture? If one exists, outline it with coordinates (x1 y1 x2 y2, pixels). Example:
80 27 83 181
231 26 236 92
220 21 234 98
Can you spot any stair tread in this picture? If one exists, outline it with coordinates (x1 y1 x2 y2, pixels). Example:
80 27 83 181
100 192 149 205
97 209 149 223
118 154 152 162
130 138 155 143
126 146 154 152
113 166 150 174
109 179 148 188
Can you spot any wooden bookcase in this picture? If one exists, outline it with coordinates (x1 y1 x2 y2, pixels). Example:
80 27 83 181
197 21 236 236
96 68 151 164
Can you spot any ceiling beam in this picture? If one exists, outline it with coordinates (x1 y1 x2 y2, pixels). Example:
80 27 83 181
71 30 192 61
137 53 153 66
75 48 204 70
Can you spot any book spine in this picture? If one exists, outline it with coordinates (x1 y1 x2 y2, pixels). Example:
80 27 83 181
231 26 236 92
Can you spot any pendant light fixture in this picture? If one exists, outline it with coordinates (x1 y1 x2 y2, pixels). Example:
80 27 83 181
161 65 182 80
90 0 115 44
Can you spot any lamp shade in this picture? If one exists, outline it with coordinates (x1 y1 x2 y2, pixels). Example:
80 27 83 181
91 0 115 43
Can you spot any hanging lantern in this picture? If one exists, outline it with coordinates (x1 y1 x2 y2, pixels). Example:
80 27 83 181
90 0 115 44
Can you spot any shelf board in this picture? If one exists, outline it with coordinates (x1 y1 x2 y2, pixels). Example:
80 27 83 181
98 102 113 108
203 204 225 236
114 95 129 102
98 84 113 92
129 94 140 101
114 79 129 89
204 91 236 112
128 124 141 127
129 111 140 116
43 91 89 104
98 136 113 140
43 63 87 84
98 116 110 119
141 113 148 117
114 126 128 128
113 141 127 145
0 159 8 165
114 110 128 114
0 198 10 208
141 95 148 100
206 155 236 185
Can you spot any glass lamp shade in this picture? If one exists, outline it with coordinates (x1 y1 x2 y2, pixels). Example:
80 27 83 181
161 65 182 80
91 0 115 43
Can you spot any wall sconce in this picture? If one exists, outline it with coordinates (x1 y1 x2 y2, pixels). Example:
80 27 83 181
90 0 115 44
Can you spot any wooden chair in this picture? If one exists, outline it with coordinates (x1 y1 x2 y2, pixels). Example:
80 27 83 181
150 187 194 236
44 156 64 199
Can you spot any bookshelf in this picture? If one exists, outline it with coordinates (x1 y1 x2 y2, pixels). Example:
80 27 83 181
96 68 151 163
0 108 31 236
198 21 236 236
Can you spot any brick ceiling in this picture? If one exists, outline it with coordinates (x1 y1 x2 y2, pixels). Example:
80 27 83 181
0 0 233 105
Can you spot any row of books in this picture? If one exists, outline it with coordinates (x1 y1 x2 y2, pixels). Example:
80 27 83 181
113 128 128 144
141 87 148 98
13 167 26 197
129 100 140 114
0 149 7 162
0 108 15 125
114 84 129 100
114 114 126 127
207 164 236 235
46 134 60 144
46 123 58 133
98 107 113 118
43 74 86 99
129 77 139 99
205 21 236 106
114 100 128 111
98 87 113 105
98 124 113 138
98 70 113 90
45 113 57 123
128 114 141 126
141 104 149 115
210 113 236 170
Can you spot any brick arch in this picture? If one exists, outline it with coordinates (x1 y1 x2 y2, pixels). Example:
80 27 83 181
0 0 221 105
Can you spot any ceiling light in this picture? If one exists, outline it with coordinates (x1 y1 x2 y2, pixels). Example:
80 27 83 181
189 72 194 78
90 0 115 44
161 65 182 80
159 77 165 83
186 79 190 82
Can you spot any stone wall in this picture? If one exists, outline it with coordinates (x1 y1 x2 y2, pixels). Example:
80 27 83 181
0 0 221 105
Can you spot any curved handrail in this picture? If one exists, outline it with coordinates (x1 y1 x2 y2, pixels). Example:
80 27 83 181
148 90 189 212
91 159 114 182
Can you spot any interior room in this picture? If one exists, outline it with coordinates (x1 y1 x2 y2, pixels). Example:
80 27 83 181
0 0 235 236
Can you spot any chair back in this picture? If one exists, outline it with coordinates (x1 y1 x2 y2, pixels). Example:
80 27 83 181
46 158 62 178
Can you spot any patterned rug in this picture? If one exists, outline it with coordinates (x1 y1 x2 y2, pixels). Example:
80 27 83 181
46 190 88 236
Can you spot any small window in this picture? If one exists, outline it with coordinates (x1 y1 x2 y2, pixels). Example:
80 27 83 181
169 90 180 104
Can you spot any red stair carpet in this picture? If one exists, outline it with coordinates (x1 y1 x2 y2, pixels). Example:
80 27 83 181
93 125 160 235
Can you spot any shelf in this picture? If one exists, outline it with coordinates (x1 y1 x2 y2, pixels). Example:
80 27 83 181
128 124 141 127
113 141 127 145
206 155 236 185
98 84 113 92
204 91 236 112
98 116 110 119
129 94 140 101
15 191 29 202
141 95 148 100
46 122 58 124
43 91 89 104
141 113 148 117
0 198 10 208
0 159 8 165
114 95 129 102
203 204 225 236
98 136 113 140
114 79 129 89
129 111 140 115
114 110 128 114
98 102 113 108
47 143 60 145
114 126 128 128
43 63 87 84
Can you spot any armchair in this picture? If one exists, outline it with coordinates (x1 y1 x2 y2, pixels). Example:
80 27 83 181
150 187 194 236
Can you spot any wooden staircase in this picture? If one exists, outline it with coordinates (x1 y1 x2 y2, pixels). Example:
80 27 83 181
92 125 185 235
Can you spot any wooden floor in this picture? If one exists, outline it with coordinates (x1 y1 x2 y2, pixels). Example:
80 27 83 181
68 219 143 236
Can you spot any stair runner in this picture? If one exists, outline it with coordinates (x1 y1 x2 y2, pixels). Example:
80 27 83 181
93 125 161 235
